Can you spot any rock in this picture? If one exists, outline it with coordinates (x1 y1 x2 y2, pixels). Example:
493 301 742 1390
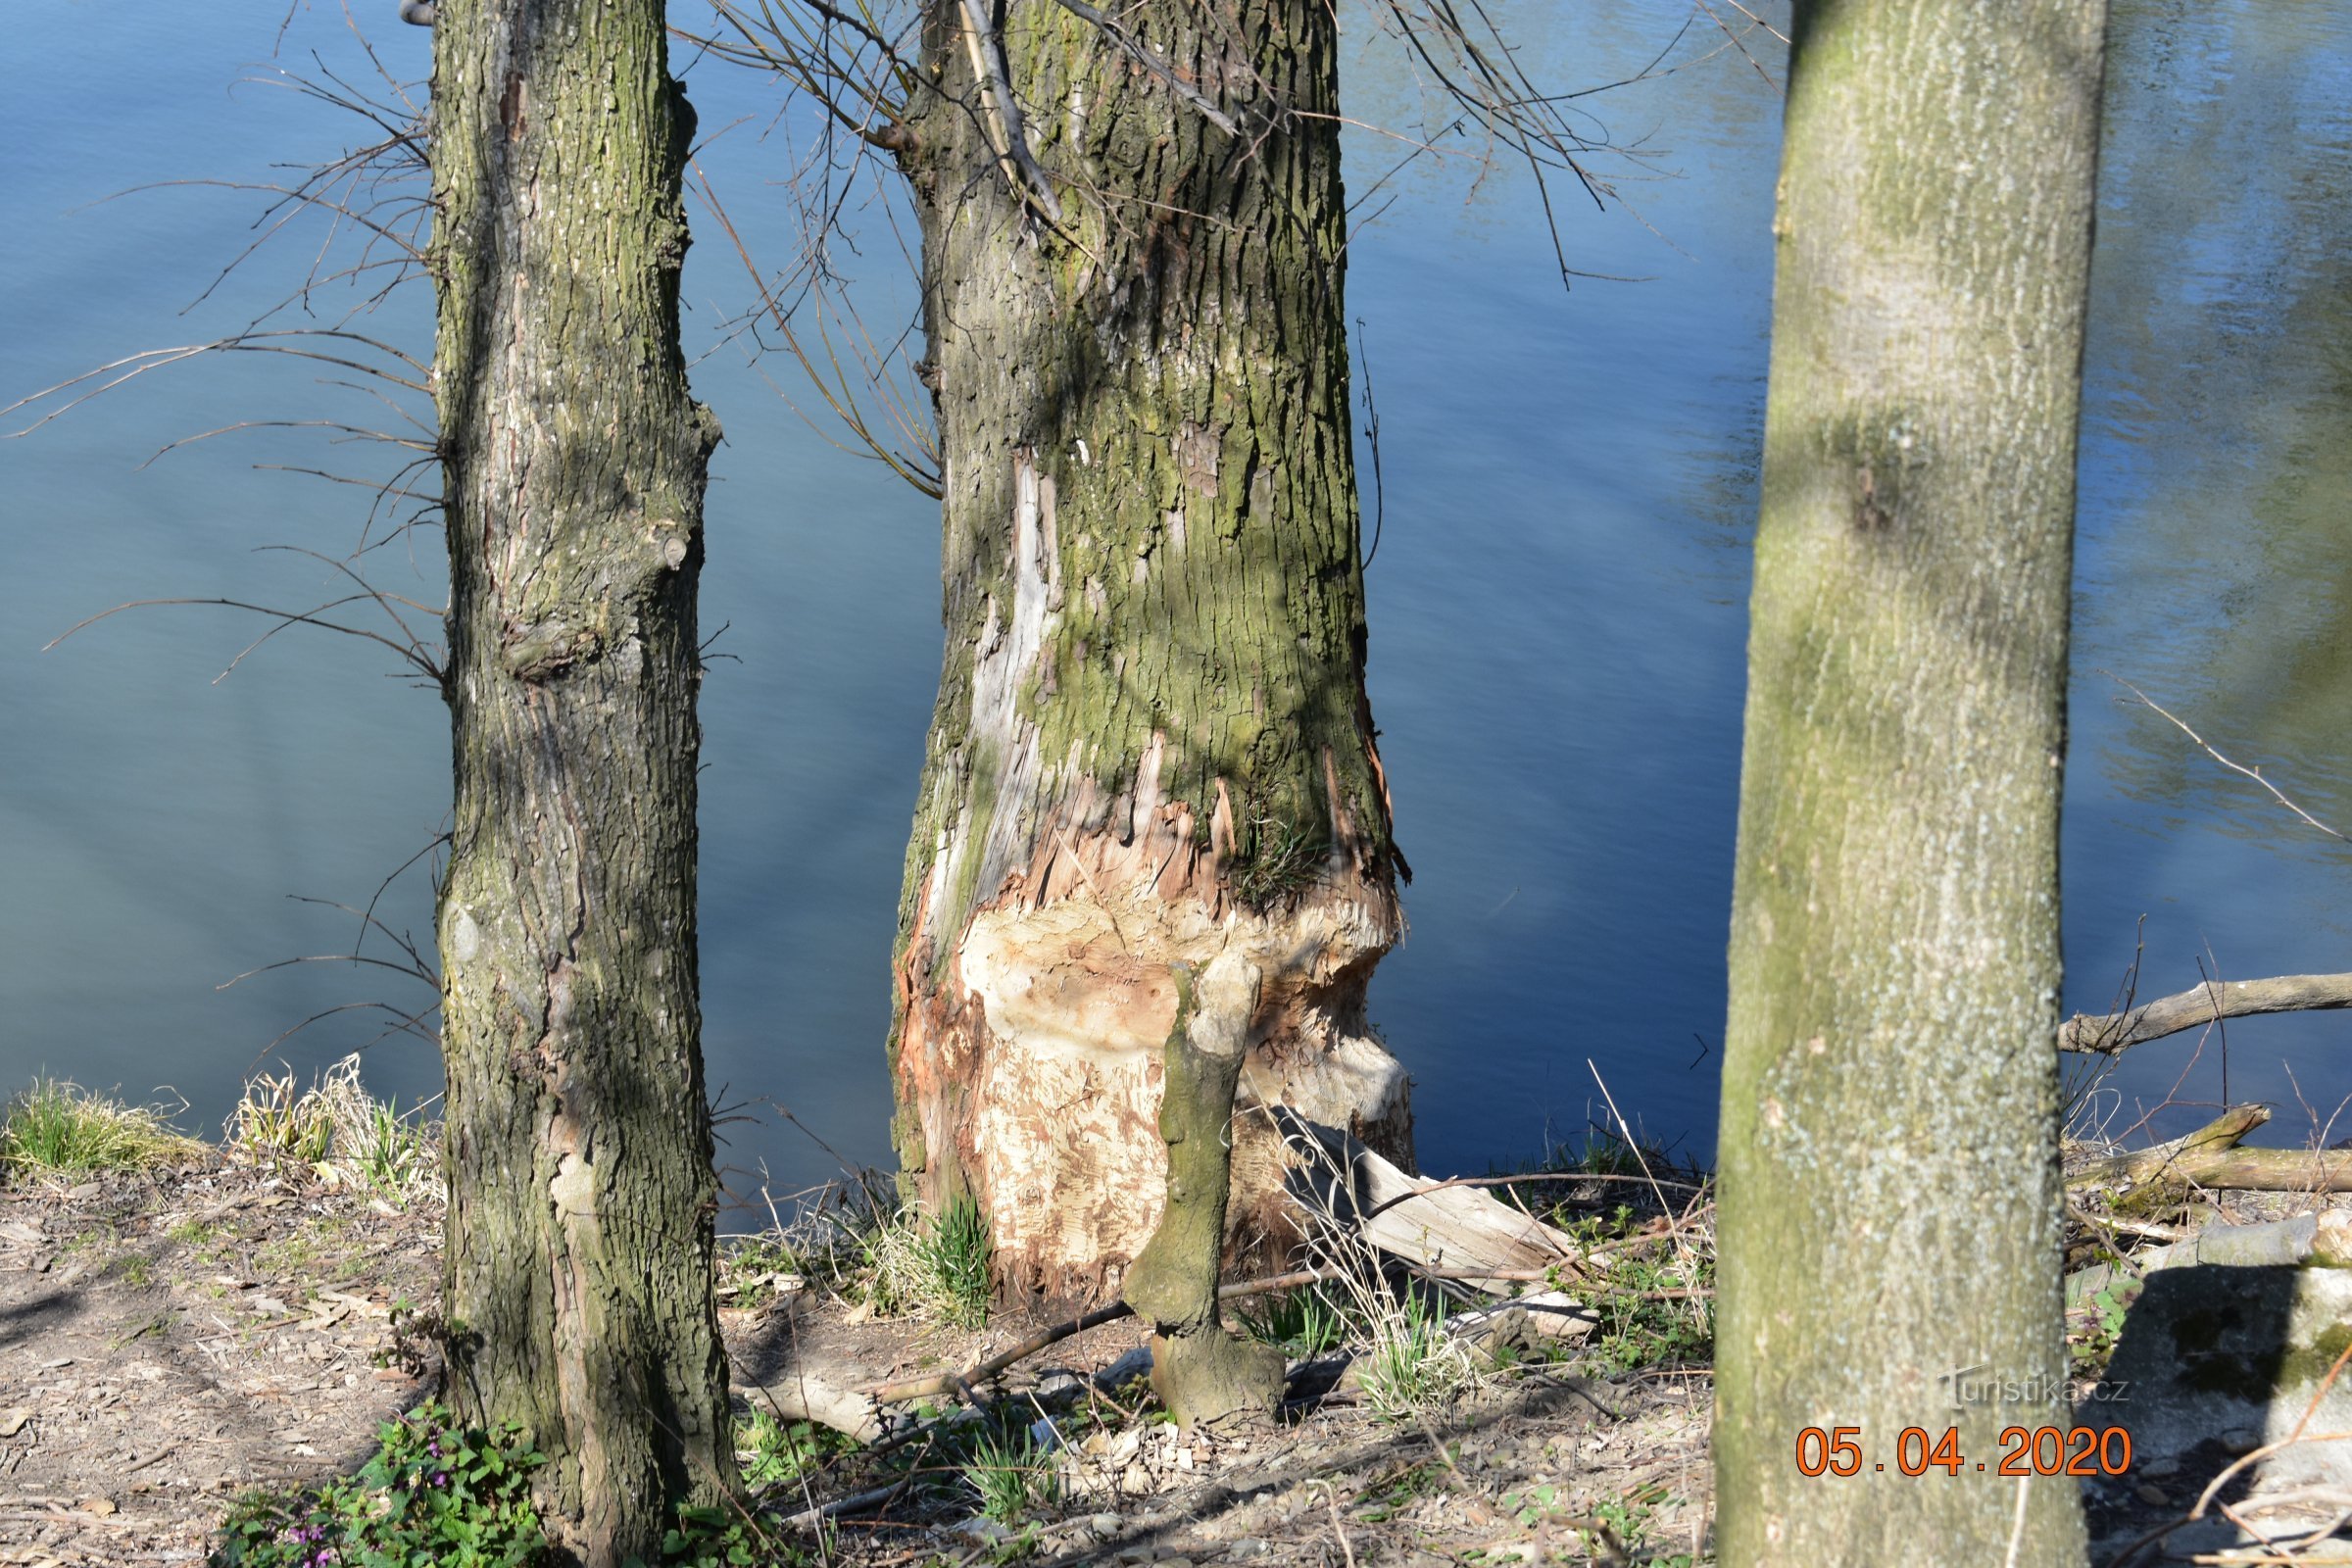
1446 1292 1597 1354
948 1516 1015 1545
2091 1264 2352 1556
1096 1345 1154 1392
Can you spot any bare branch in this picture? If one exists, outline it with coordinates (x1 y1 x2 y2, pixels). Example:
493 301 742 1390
2063 973 2352 1055
43 595 444 686
2108 671 2350 843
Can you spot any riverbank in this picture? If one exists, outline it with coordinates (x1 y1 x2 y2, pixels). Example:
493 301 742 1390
0 1086 1716 1567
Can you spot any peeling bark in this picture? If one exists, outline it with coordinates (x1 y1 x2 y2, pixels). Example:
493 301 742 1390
885 0 1411 1303
429 0 735 1558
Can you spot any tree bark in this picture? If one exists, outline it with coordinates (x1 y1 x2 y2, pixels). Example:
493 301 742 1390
429 0 735 1558
886 0 1411 1303
1122 954 1286 1426
1714 4 2107 1563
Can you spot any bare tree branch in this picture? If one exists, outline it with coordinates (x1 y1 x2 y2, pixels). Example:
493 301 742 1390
2063 973 2352 1055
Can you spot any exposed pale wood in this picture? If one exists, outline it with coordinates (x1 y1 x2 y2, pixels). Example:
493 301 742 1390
1281 1116 1591 1292
2061 973 2352 1054
745 1369 888 1444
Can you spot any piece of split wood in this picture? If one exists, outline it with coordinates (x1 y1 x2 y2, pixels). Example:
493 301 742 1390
1279 1113 1591 1292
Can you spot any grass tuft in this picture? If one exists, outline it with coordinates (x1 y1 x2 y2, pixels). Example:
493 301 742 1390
965 1427 1055 1523
225 1056 439 1208
1350 1285 1480 1422
855 1196 995 1328
0 1079 205 1179
922 1196 995 1330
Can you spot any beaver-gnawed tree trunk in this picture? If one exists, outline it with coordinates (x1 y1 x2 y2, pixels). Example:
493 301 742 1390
888 0 1411 1304
1713 2 2107 1562
429 0 736 1558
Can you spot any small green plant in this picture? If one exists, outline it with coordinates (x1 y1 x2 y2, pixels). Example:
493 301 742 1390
225 1056 441 1206
1227 815 1322 909
345 1097 437 1207
1354 1451 1452 1523
2069 1281 2133 1375
736 1408 852 1491
964 1429 1055 1524
1242 1285 1349 1356
0 1078 205 1178
718 1235 803 1306
226 1065 337 1167
1551 1202 1714 1373
211 1401 546 1567
658 1503 822 1567
1584 1482 1694 1565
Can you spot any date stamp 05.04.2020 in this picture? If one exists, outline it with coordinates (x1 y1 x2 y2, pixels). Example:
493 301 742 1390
1793 1424 2134 1479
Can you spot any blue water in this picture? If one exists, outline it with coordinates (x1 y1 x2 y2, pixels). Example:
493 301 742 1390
4 1 2348 1210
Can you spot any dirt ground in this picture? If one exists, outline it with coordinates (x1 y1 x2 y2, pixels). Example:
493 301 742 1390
0 1160 1712 1566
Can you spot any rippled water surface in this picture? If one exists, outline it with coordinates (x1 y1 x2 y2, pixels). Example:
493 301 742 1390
5 0 2348 1202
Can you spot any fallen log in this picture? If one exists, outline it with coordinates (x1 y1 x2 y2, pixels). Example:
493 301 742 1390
2066 1104 2270 1188
2061 972 2352 1054
742 1367 889 1444
2139 1145 2352 1195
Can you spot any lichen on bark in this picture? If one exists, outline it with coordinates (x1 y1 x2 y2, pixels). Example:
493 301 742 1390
428 0 736 1558
1713 2 2107 1562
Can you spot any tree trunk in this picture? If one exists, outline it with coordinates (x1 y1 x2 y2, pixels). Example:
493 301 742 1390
429 0 735 1558
1714 5 2107 1563
887 0 1410 1303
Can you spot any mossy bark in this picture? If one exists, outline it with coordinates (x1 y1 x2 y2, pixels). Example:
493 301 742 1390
884 0 1412 1303
1714 3 2107 1563
428 0 736 1559
1124 957 1286 1427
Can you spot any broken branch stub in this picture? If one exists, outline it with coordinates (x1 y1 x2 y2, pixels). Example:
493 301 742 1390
1122 954 1285 1428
